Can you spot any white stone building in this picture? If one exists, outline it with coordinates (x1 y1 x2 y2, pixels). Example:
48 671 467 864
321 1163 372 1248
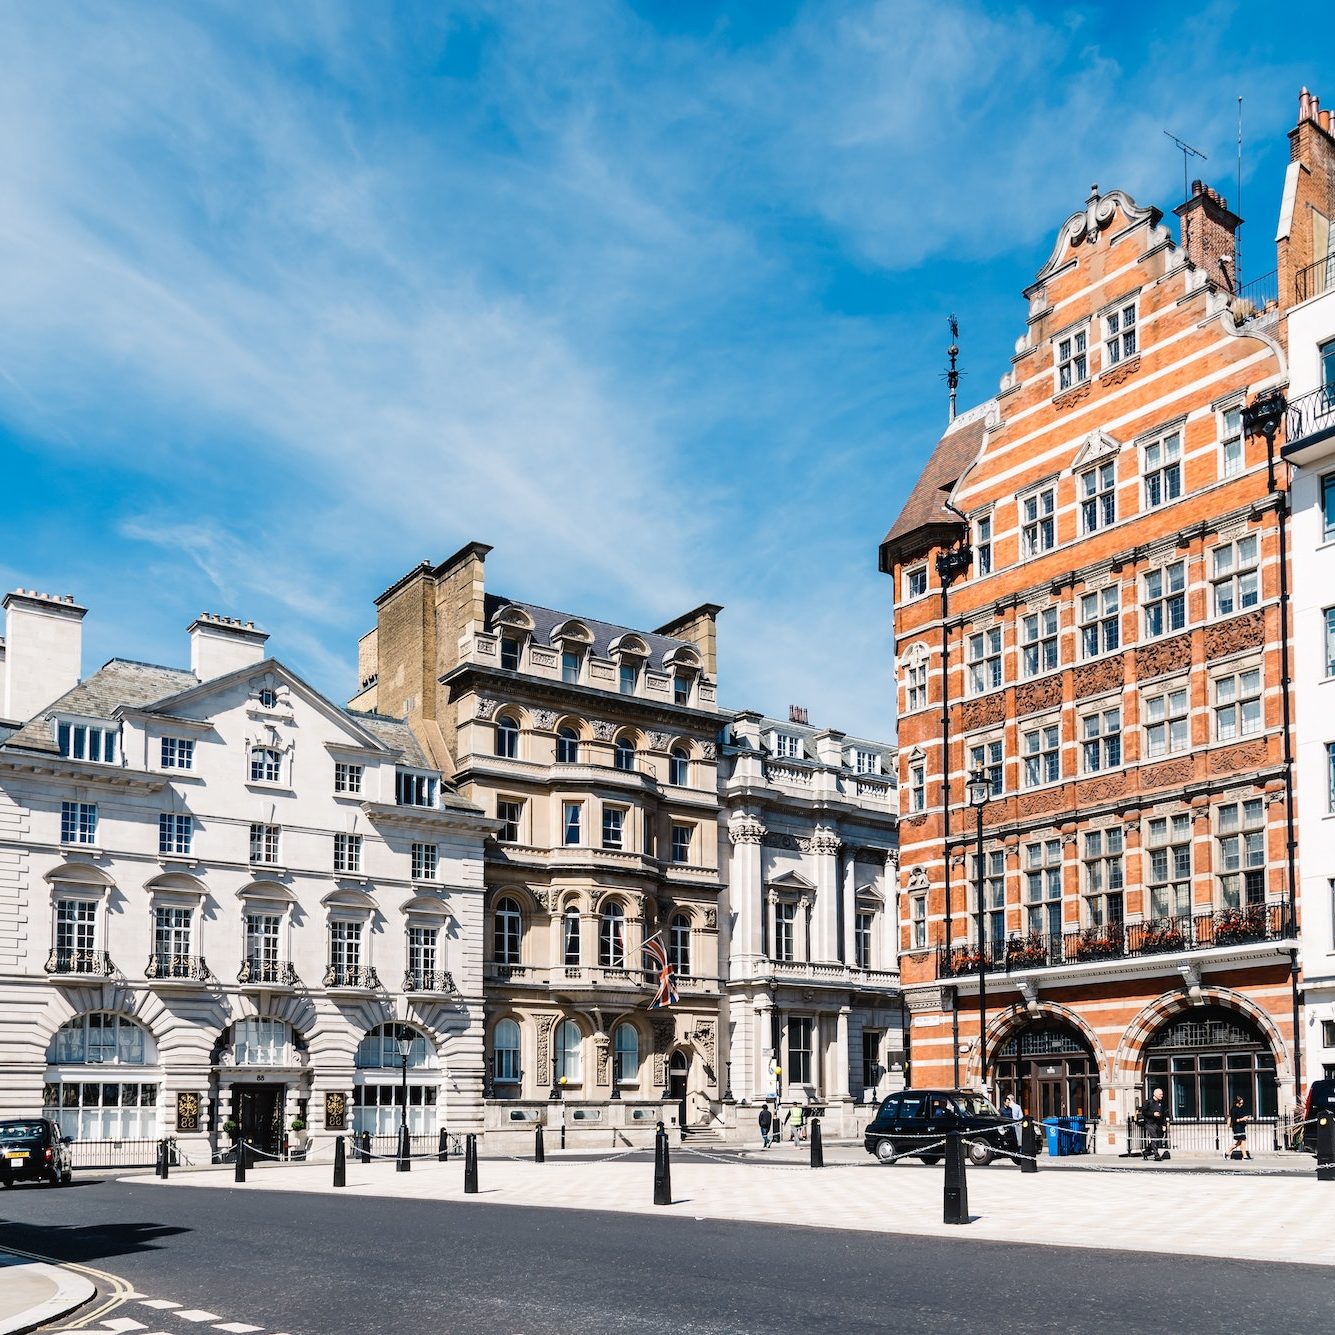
718 709 900 1137
0 591 492 1165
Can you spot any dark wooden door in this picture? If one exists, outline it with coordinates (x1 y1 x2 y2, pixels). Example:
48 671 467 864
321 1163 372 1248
236 1085 283 1155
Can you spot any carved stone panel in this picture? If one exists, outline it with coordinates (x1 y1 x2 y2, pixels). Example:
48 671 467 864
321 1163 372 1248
1141 756 1194 789
648 732 672 751
1016 789 1063 820
1205 610 1265 660
532 709 558 730
1137 634 1191 680
591 719 616 741
1077 772 1127 805
537 1019 553 1084
1015 676 1062 716
765 832 800 850
1073 654 1125 700
959 692 1006 732
1208 738 1269 774
595 1033 611 1085
475 698 500 720
700 742 717 761
729 818 766 845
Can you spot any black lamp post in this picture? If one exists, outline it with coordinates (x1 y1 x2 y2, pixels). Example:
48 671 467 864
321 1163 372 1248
1240 389 1287 490
965 768 991 1090
397 1035 411 1133
610 1046 621 1100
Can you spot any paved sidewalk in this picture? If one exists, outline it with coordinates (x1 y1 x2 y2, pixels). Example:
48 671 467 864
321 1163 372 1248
0 1249 96 1335
123 1147 1335 1267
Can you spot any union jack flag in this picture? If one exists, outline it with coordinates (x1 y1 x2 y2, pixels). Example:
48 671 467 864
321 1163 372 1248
642 932 678 1009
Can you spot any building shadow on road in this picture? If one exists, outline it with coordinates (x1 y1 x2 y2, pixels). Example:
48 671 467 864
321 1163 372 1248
0 1216 190 1266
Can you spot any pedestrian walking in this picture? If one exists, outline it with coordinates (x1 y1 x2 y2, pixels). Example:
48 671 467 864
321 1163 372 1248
758 1103 773 1150
1141 1087 1170 1161
1228 1096 1253 1160
1003 1093 1023 1150
787 1102 805 1144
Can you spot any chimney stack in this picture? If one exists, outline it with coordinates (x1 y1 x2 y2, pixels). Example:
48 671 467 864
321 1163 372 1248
1174 179 1242 294
2 590 87 723
188 613 269 681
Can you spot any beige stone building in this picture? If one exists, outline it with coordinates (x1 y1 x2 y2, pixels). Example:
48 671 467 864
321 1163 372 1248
352 543 726 1144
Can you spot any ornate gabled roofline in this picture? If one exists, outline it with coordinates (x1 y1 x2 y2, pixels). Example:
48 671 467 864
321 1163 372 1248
1029 185 1162 291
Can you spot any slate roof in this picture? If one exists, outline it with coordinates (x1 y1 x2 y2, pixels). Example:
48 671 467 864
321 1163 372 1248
345 711 431 768
484 595 696 668
878 403 994 567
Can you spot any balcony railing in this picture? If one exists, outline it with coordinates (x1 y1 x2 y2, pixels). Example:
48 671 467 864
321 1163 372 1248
1295 255 1335 305
403 968 458 994
1235 267 1278 316
237 958 299 986
1286 383 1335 449
145 954 212 982
937 904 1293 978
322 964 381 990
44 948 116 977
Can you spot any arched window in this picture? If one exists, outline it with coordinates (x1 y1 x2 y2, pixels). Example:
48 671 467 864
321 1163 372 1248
556 1019 582 1082
233 1017 291 1065
669 746 690 786
556 727 580 764
356 1022 435 1069
45 1013 159 1139
493 1019 521 1084
249 746 282 783
563 907 581 966
613 1023 639 1083
614 737 636 772
496 715 520 760
494 897 523 965
599 903 625 967
668 913 691 975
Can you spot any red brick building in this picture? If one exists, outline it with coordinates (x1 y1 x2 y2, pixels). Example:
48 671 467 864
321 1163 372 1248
879 182 1300 1148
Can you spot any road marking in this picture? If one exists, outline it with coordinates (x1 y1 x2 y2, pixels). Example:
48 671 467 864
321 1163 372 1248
172 1312 221 1323
138 1300 182 1310
212 1325 262 1333
101 1320 148 1332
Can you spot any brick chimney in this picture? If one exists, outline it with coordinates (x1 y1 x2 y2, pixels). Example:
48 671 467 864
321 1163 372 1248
2 589 87 722
1278 87 1335 309
1175 179 1241 293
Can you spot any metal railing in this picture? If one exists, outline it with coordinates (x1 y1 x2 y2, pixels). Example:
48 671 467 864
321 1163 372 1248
322 964 381 989
1295 255 1335 304
145 954 212 981
1235 268 1278 314
402 969 459 994
1285 383 1335 449
1123 1117 1283 1155
237 958 299 986
938 905 1293 978
68 1137 162 1169
44 949 116 977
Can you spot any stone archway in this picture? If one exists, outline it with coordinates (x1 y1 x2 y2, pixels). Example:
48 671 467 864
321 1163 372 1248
976 1005 1105 1119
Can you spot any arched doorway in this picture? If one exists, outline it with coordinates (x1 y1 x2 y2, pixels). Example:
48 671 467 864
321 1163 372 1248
994 1020 1099 1119
1141 1006 1278 1123
669 1050 689 1126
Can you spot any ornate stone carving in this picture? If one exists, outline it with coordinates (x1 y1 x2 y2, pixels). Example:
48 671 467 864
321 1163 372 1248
1052 381 1093 411
691 1021 716 1069
648 732 671 751
799 831 842 856
959 692 1006 731
1016 790 1063 819
590 719 616 741
906 866 930 891
1077 772 1127 804
700 741 717 761
1015 676 1062 716
651 1014 674 1087
536 1018 553 1082
765 832 800 850
728 818 766 845
1204 609 1265 660
595 1032 611 1085
531 888 554 912
1208 739 1268 774
1099 354 1141 388
704 907 717 929
1141 757 1194 789
1073 654 1124 700
531 709 558 730
475 698 500 721
1137 634 1191 680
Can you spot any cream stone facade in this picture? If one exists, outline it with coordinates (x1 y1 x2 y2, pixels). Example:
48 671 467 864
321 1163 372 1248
0 592 492 1167
718 710 900 1138
351 543 726 1145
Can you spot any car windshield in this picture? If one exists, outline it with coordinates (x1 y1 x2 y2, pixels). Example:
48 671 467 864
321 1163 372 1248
954 1095 1001 1118
0 1121 46 1142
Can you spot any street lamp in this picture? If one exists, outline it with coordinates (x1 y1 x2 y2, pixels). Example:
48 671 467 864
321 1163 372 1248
1240 389 1287 490
396 1032 413 1173
965 767 991 1091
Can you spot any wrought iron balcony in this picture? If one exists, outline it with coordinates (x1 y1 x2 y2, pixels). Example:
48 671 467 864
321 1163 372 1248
145 954 212 982
402 968 458 995
1285 383 1335 451
936 904 1294 979
1295 255 1335 305
44 948 116 977
322 964 381 989
237 958 299 987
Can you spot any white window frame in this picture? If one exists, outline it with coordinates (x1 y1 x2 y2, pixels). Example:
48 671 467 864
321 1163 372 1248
249 822 280 865
1020 607 1059 678
411 841 438 881
396 770 439 807
974 514 993 576
1055 326 1089 391
1020 486 1056 557
157 812 192 856
249 745 283 785
1079 587 1120 658
497 799 523 843
908 761 927 814
334 761 363 795
1082 828 1125 927
562 802 582 847
1103 299 1137 367
1023 839 1062 937
966 626 1003 695
159 736 194 770
602 805 626 850
1220 403 1244 478
968 735 1004 799
1079 460 1117 533
1145 813 1192 919
1143 430 1183 509
333 832 363 875
60 800 98 846
1021 722 1060 788
905 659 928 712
1143 682 1190 758
1143 560 1187 638
1213 665 1262 741
1210 535 1260 619
904 564 928 600
54 719 119 765
1080 704 1122 773
1215 799 1265 909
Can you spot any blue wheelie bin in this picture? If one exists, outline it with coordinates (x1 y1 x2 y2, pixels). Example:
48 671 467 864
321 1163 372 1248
1042 1117 1063 1156
1067 1116 1087 1155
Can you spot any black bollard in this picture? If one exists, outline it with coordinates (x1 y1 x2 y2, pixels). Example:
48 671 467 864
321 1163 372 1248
535 1125 545 1164
809 1117 824 1168
942 1130 969 1225
162 1138 171 1180
1318 1114 1335 1182
464 1133 479 1194
234 1141 246 1184
439 1128 450 1163
360 1130 371 1164
1020 1118 1038 1174
333 1134 346 1188
155 1139 165 1178
653 1124 673 1205
397 1123 411 1174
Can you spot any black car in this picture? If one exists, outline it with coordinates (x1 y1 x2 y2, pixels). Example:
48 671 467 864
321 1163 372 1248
0 1118 73 1187
1301 1078 1335 1154
864 1089 1014 1166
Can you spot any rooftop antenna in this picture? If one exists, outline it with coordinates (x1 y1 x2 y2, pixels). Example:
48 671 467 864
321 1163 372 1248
944 315 961 423
1236 95 1244 285
1163 129 1207 204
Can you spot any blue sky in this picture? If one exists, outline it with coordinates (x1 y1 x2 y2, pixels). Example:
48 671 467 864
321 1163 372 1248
0 1 1323 739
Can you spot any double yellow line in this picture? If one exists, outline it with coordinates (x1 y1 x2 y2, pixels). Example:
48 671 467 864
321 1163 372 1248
0 1243 133 1330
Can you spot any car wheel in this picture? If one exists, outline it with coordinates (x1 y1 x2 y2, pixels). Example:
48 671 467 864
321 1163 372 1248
967 1140 995 1167
874 1139 897 1164
47 1167 62 1187
918 1152 942 1165
62 1166 73 1186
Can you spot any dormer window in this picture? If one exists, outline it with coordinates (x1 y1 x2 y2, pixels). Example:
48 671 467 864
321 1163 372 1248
619 663 638 695
561 650 582 685
56 721 118 765
774 733 800 760
396 771 438 808
160 737 194 770
853 750 880 775
500 637 522 671
673 674 691 706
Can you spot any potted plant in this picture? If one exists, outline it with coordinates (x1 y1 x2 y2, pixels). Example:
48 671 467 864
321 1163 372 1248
1140 922 1186 954
288 1115 309 1158
222 1117 239 1140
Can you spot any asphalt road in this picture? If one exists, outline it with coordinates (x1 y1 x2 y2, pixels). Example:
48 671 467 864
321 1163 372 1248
1 1173 1330 1335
